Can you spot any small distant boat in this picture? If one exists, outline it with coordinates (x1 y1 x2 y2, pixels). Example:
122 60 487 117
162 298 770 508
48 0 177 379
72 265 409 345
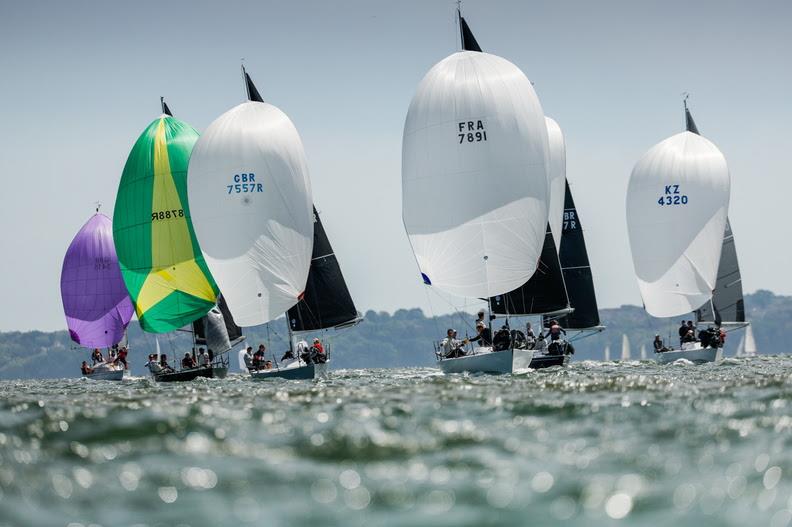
402 10 548 374
735 323 758 357
640 344 647 360
61 211 134 381
627 99 731 365
603 345 611 362
621 334 631 361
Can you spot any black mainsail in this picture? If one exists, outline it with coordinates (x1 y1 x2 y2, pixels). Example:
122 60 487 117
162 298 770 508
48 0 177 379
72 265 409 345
459 12 483 52
551 181 602 329
490 223 569 316
288 208 359 331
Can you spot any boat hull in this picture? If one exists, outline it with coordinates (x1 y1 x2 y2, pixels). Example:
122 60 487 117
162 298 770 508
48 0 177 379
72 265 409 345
83 369 125 381
529 353 570 369
655 345 721 364
438 348 534 375
250 362 328 381
152 366 228 383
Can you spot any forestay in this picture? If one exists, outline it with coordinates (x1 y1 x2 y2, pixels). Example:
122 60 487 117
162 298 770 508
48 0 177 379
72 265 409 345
60 214 134 348
626 129 730 318
402 51 550 298
188 101 314 326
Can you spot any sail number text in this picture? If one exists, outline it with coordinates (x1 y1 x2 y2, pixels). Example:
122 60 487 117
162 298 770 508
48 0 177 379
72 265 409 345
657 184 688 206
151 209 184 221
563 210 578 231
227 173 263 194
94 257 111 270
458 121 487 144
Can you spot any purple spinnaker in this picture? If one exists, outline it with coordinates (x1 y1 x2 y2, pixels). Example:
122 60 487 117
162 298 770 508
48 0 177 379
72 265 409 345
60 213 134 348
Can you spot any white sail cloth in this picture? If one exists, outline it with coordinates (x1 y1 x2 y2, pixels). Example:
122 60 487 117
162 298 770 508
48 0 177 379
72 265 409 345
402 51 550 298
627 131 730 318
545 117 566 253
188 101 313 326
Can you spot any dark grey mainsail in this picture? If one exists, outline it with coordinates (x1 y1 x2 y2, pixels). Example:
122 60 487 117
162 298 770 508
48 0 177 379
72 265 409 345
192 295 244 353
550 181 602 330
459 11 483 52
695 219 745 325
683 103 745 326
490 223 570 316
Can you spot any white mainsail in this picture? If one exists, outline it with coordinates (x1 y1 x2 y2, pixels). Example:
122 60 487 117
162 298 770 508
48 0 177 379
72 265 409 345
621 334 631 360
604 345 611 361
188 102 314 326
402 51 550 298
737 324 757 357
640 344 647 360
626 130 730 318
545 117 566 253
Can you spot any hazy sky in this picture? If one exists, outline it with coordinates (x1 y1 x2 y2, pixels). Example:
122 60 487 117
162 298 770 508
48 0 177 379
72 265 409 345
1 0 790 332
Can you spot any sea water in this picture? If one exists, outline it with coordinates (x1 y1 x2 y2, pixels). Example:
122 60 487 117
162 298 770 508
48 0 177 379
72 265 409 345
0 356 790 526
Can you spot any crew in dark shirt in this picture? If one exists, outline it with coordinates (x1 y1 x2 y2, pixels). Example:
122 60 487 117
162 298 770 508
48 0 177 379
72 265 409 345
468 322 492 347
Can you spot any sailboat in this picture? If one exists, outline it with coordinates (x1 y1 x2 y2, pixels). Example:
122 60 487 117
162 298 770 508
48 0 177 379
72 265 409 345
735 323 758 357
621 334 631 361
61 211 134 380
603 345 611 362
402 11 549 374
627 99 731 364
113 98 231 381
189 67 344 380
640 344 647 360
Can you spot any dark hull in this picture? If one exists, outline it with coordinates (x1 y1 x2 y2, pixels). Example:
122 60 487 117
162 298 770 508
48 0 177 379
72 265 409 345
529 354 570 369
153 366 228 383
250 362 328 380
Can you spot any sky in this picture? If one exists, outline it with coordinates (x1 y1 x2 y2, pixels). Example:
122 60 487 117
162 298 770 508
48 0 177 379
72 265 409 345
0 0 790 332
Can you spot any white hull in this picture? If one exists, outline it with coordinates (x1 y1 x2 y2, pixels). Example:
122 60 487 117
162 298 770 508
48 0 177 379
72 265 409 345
438 348 534 375
83 369 125 381
655 343 721 365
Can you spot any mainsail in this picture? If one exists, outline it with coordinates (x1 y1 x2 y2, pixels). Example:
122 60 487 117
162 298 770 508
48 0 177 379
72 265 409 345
188 68 314 327
113 101 218 333
626 104 730 318
402 14 549 298
553 181 601 329
287 207 359 332
60 213 134 348
491 223 567 316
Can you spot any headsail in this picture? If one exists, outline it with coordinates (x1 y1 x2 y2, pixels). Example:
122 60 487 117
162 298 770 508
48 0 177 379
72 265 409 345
553 181 601 329
113 102 219 333
287 207 359 331
402 13 549 298
188 70 314 326
490 223 567 316
626 104 730 318
60 213 134 348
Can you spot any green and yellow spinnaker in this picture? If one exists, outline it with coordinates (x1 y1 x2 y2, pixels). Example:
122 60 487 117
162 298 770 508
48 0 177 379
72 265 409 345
113 112 218 333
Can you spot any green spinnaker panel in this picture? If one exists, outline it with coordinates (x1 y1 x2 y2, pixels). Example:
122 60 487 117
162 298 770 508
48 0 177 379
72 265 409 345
113 116 218 333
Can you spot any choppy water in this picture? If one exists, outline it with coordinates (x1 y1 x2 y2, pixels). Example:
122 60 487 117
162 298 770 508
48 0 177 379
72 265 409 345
0 356 790 527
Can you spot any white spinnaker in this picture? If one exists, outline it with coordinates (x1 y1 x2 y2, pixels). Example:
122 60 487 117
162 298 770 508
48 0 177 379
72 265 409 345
188 101 313 327
402 51 549 298
545 117 566 253
626 131 730 318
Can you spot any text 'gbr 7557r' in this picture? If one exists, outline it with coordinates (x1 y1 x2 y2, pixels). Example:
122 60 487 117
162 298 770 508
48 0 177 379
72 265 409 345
457 120 488 144
227 173 263 194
